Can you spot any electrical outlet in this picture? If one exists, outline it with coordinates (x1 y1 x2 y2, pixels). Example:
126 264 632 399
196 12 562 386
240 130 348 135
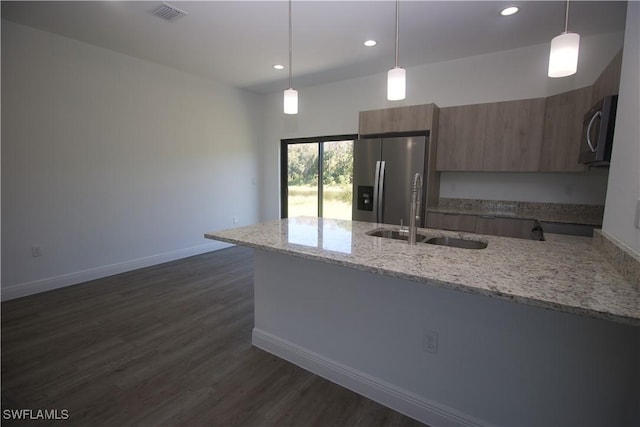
233 216 239 224
31 245 42 257
564 184 574 196
422 329 438 354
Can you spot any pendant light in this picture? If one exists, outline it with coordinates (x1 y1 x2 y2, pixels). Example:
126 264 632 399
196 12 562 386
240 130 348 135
284 0 298 114
548 0 580 78
387 0 406 101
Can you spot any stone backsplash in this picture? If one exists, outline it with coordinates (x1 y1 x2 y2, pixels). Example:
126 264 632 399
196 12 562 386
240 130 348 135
431 198 604 226
593 229 640 289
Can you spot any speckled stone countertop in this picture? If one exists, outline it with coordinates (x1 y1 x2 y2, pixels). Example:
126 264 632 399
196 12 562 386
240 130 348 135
205 217 639 327
427 198 604 226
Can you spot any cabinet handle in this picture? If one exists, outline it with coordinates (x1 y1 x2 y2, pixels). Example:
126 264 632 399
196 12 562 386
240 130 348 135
586 110 601 153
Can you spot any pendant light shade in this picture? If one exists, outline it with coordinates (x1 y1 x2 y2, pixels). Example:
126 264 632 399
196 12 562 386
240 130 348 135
387 67 406 101
548 32 580 78
283 0 298 114
548 0 580 78
284 88 298 114
387 0 406 101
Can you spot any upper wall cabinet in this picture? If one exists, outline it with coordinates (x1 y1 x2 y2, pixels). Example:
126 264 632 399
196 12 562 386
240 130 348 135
359 104 436 136
540 86 592 172
483 98 545 171
436 98 545 172
436 104 487 171
436 50 622 173
592 50 623 103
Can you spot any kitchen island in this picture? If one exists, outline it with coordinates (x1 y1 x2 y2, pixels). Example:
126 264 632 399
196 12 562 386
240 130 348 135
205 217 639 427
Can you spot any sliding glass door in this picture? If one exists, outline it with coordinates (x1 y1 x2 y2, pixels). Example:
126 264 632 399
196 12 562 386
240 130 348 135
286 142 319 217
281 135 356 220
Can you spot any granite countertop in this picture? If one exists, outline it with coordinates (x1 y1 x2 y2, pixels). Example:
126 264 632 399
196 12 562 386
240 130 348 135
427 199 604 226
205 217 640 327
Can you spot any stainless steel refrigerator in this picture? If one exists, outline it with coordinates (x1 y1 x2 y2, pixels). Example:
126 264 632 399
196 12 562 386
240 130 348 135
352 136 428 226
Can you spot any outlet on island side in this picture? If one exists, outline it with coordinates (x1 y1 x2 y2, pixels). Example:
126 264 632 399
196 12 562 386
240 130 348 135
31 245 42 257
422 329 438 354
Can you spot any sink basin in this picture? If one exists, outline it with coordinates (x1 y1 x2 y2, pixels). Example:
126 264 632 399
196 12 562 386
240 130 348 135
425 237 487 250
367 228 428 242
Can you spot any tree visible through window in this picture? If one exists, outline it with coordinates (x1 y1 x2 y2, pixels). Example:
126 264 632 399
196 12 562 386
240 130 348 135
281 136 354 220
321 141 353 220
287 143 319 217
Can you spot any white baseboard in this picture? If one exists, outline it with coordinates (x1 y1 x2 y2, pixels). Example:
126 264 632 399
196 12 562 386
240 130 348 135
252 328 488 427
1 242 232 301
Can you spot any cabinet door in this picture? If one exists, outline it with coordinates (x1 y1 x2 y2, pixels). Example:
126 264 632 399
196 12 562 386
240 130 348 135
482 98 545 171
426 212 477 232
359 105 434 135
592 50 623 103
358 109 385 135
436 104 487 171
540 87 592 172
475 217 535 239
387 104 433 133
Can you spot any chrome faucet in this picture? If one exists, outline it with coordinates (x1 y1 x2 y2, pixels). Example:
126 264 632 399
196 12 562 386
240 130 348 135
409 173 423 245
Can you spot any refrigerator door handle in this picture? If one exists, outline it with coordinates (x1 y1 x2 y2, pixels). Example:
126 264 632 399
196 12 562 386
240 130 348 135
373 161 381 223
377 161 386 223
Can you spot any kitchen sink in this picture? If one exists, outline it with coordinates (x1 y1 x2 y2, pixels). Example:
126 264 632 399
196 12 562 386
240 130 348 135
367 228 428 242
425 237 487 250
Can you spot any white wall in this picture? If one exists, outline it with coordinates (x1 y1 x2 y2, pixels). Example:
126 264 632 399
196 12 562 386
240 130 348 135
1 20 262 298
260 32 624 220
602 2 640 255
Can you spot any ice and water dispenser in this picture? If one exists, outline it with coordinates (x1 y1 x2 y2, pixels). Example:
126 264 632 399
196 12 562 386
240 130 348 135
356 186 374 211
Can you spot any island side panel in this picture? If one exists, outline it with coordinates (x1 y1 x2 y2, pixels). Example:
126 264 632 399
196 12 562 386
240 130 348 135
252 249 639 427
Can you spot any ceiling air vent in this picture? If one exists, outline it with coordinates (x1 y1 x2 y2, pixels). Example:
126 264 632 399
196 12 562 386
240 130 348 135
151 3 188 22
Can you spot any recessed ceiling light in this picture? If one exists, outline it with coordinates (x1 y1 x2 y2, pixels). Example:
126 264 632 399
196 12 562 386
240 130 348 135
273 64 284 70
500 6 519 16
364 40 377 47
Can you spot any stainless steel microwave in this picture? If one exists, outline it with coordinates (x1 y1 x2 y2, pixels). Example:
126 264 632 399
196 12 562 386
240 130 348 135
579 95 618 166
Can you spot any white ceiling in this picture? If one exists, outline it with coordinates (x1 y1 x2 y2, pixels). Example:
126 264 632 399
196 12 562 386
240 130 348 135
1 1 627 94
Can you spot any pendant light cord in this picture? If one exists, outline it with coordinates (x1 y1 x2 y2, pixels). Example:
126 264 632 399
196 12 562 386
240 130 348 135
394 0 400 68
288 0 293 89
564 0 570 33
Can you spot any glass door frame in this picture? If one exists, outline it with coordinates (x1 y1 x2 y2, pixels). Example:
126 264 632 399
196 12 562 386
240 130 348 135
280 134 357 219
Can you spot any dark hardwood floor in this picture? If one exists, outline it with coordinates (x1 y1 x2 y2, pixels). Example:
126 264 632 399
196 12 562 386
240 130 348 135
2 246 426 427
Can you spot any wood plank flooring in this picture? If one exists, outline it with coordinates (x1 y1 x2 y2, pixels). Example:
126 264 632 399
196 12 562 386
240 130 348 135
2 246 426 427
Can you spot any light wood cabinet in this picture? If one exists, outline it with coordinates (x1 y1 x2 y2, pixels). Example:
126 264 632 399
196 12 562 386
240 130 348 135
539 86 592 172
592 50 623 103
435 51 622 174
475 217 536 240
435 104 487 171
426 212 477 232
483 98 545 171
436 99 544 172
427 212 536 240
359 104 435 136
